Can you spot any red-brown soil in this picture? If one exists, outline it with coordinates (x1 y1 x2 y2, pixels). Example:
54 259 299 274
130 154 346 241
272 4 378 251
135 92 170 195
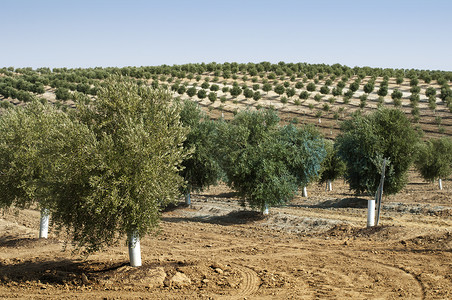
1 170 451 299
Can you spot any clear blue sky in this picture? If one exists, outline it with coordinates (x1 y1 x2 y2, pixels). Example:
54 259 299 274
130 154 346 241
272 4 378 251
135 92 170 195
2 0 451 71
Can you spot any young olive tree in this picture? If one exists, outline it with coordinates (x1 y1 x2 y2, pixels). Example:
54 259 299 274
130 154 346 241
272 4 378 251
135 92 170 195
55 76 189 265
216 109 325 214
0 101 94 239
336 109 419 196
179 100 223 204
319 140 346 191
274 84 285 97
415 137 452 190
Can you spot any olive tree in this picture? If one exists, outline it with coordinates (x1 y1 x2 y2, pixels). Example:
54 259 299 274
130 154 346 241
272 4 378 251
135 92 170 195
0 101 93 239
262 83 272 95
363 82 374 94
274 84 285 96
336 109 419 196
208 91 217 102
216 109 325 214
230 85 242 98
415 137 452 190
197 89 207 99
57 76 189 265
306 82 316 92
179 100 223 204
186 86 197 97
243 88 254 99
319 140 346 191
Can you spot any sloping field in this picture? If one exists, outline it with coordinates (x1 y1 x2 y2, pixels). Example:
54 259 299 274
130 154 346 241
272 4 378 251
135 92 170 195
1 64 451 139
1 63 451 298
1 171 450 299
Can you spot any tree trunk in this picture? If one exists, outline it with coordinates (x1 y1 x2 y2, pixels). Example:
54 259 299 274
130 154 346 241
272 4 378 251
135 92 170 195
367 199 375 228
326 180 332 191
262 203 269 215
185 192 191 205
302 186 308 197
39 208 50 239
128 230 142 267
438 178 443 190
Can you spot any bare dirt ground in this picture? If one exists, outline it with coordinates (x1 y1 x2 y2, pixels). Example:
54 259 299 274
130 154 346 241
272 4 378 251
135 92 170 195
0 170 451 299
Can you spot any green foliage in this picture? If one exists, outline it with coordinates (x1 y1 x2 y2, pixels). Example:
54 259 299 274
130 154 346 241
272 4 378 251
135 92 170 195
179 100 223 193
274 84 285 96
208 92 217 102
391 89 403 100
177 85 186 95
410 93 420 104
55 87 71 100
299 91 309 99
243 88 254 99
377 85 388 97
410 86 420 94
363 82 374 94
344 90 354 98
319 140 346 183
230 86 242 98
0 101 93 210
336 109 419 196
332 87 342 96
61 76 189 252
197 89 207 99
201 81 209 89
349 81 359 92
186 86 197 97
286 88 296 98
216 110 325 211
440 85 452 101
210 84 219 91
410 78 419 86
320 86 330 95
425 87 436 97
415 138 452 182
262 83 272 94
0 100 13 109
428 96 437 110
359 94 367 108
337 81 346 89
306 82 316 92
253 91 261 101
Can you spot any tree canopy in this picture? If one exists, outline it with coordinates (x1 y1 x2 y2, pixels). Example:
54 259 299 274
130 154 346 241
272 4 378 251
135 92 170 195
415 137 452 182
179 100 223 194
216 109 325 212
0 76 189 253
336 109 419 196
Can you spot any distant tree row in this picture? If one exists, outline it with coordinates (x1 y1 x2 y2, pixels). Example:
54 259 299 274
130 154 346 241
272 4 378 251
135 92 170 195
2 62 452 84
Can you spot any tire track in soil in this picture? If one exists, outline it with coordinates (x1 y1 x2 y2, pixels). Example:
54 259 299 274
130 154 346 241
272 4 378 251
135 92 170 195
240 245 426 299
219 264 260 299
337 252 426 299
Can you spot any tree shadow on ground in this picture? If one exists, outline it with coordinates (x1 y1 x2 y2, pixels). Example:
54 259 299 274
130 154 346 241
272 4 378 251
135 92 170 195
0 236 59 248
162 210 266 226
287 197 369 209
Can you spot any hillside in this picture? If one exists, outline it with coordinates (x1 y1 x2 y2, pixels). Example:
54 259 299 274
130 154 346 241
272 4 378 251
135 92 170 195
1 62 451 139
